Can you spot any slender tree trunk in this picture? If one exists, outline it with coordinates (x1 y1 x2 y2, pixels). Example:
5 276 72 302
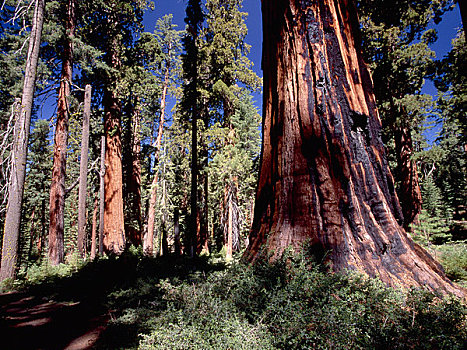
77 84 91 258
145 65 169 256
99 136 105 256
48 0 75 265
245 0 463 297
394 125 422 231
226 191 233 260
0 0 45 281
457 1 466 37
173 208 181 256
90 197 98 260
39 199 46 257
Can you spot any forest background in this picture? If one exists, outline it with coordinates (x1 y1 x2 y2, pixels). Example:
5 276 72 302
0 0 466 348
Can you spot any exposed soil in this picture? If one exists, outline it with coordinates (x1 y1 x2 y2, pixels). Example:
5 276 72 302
0 292 109 350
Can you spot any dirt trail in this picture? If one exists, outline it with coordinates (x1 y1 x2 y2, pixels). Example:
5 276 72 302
0 292 109 350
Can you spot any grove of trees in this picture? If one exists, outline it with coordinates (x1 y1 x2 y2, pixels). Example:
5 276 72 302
0 0 465 300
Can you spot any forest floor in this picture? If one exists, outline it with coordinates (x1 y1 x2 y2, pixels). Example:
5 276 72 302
0 253 223 349
0 291 109 349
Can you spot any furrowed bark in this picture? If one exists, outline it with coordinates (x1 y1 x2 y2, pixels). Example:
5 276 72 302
1 0 45 280
394 125 422 231
77 84 91 257
245 0 464 297
48 0 75 265
103 83 125 255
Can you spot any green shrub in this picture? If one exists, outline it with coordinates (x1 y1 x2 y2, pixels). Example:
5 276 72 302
434 241 467 286
138 250 467 350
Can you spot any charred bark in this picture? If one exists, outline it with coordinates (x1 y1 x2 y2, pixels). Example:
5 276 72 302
123 102 142 247
48 0 75 265
245 0 464 297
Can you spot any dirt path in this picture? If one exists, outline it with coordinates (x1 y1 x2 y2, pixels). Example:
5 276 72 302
0 292 109 350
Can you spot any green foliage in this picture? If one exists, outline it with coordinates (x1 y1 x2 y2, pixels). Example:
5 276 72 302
411 175 452 244
3 248 466 349
135 251 466 350
433 241 467 287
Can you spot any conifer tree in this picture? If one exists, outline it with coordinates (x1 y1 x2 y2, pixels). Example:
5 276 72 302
48 0 75 265
1 0 45 281
246 0 463 297
182 0 203 257
358 0 452 230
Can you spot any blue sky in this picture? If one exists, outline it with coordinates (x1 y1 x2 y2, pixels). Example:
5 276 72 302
144 1 463 136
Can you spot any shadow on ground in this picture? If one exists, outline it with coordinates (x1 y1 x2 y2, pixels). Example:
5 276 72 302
0 253 226 349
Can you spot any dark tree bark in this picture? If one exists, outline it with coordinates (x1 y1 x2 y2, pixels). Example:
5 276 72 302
245 0 464 297
77 84 91 257
99 136 105 256
457 1 466 37
48 0 75 265
1 0 45 280
394 125 422 231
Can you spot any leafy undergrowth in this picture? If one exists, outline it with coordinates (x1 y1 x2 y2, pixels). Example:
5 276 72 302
2 248 466 350
433 241 467 288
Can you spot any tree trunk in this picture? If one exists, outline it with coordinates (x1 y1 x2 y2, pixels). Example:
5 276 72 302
145 66 169 256
124 103 142 247
245 0 463 297
48 0 75 265
99 136 105 256
173 208 181 256
0 0 45 281
103 83 125 255
457 1 466 37
90 197 99 260
77 84 91 258
226 190 233 260
394 125 422 231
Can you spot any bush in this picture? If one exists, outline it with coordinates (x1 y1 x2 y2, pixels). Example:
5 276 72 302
434 241 467 286
138 250 467 350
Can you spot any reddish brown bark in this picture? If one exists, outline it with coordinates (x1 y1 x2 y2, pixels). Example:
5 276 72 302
48 0 75 266
394 125 422 231
103 83 125 255
103 39 125 255
245 0 464 297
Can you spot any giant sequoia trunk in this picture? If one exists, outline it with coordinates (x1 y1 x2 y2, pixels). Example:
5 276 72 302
123 102 142 247
0 0 45 280
48 0 75 265
103 41 125 254
394 125 422 231
245 0 463 296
